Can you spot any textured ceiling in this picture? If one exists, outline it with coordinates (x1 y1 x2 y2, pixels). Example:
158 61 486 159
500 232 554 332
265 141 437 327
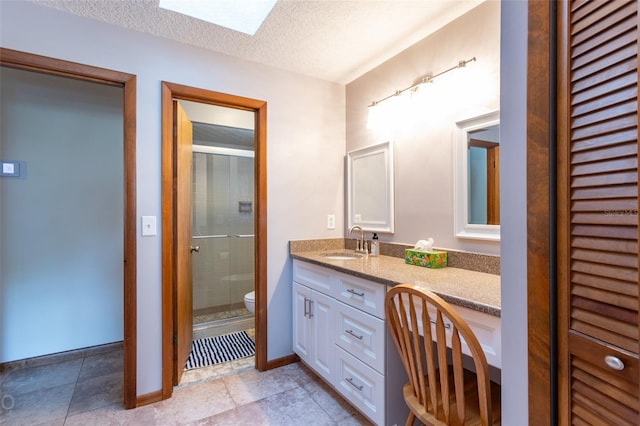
33 0 485 84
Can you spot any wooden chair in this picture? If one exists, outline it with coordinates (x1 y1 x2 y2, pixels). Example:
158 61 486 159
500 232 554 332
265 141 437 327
385 284 501 426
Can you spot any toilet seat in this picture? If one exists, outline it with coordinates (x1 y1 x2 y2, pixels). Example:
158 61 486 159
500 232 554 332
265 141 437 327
244 291 255 302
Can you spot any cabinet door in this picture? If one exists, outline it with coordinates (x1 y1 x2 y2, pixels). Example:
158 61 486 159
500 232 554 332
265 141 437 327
557 1 639 424
310 289 334 380
292 282 313 362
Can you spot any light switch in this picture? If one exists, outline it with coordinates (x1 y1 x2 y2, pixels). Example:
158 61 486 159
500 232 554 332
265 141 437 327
1 161 20 177
141 216 157 236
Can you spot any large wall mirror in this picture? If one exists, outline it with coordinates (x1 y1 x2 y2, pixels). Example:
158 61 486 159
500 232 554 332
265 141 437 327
347 141 395 233
454 110 500 241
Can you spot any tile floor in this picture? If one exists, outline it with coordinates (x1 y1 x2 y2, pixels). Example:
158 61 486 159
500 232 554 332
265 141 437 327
0 345 373 425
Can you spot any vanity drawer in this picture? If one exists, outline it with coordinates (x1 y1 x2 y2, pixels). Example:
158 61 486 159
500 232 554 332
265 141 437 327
335 346 385 426
402 295 502 369
457 305 501 369
292 259 333 295
335 301 385 374
334 272 385 319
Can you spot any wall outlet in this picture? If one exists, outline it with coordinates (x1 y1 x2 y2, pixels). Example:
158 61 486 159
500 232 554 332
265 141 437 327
327 214 336 229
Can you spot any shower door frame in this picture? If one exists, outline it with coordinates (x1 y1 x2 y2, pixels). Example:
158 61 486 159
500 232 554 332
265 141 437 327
160 82 268 400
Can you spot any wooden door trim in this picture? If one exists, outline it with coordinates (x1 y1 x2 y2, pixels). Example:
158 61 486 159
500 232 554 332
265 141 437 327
0 48 138 409
161 82 268 399
527 2 554 424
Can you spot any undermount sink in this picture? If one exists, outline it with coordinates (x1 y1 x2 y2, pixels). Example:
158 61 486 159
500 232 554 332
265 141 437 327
321 252 364 260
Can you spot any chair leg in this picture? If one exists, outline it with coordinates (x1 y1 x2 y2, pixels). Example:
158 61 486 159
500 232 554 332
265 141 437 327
405 412 416 426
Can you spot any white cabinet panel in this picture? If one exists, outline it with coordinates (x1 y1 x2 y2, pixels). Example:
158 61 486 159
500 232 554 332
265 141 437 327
335 301 385 374
335 346 385 426
335 272 385 319
292 282 312 361
311 289 334 379
293 260 333 294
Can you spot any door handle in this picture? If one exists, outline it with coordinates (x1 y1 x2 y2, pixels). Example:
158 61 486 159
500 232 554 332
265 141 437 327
190 245 200 253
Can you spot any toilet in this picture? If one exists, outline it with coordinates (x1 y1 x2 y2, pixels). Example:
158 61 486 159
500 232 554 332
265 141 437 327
244 291 255 314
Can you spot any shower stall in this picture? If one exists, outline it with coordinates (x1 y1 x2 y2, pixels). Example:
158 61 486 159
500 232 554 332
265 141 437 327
191 144 255 337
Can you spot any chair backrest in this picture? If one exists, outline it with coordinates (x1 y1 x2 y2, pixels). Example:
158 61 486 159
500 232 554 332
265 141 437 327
385 284 493 425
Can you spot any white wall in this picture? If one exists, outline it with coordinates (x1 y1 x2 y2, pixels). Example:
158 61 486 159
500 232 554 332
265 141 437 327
346 1 501 255
0 68 124 362
0 1 345 395
499 0 529 423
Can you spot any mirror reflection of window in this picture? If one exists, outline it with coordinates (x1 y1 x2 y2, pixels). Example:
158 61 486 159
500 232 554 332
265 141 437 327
467 124 500 225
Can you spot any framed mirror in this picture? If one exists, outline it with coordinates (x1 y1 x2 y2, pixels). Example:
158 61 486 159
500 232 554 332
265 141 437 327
347 141 395 233
453 110 500 241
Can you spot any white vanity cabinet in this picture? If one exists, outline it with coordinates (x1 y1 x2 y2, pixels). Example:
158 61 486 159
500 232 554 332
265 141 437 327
292 260 393 425
292 281 335 380
291 258 502 425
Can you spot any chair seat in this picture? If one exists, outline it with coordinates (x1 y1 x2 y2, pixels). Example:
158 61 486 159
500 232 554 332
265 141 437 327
402 368 501 426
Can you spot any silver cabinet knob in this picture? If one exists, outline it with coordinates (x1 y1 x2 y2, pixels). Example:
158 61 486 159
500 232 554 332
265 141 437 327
190 245 200 253
604 355 624 371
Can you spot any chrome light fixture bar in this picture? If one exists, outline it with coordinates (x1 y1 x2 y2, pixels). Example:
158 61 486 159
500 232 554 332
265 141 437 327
368 57 477 107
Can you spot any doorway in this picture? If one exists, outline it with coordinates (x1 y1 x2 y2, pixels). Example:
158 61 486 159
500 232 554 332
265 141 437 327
160 82 267 399
0 48 137 409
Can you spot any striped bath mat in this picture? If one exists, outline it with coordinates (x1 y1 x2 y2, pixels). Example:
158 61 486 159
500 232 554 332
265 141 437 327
185 330 256 370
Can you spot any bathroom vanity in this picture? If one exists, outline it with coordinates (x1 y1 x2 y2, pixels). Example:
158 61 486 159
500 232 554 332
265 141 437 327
290 247 501 425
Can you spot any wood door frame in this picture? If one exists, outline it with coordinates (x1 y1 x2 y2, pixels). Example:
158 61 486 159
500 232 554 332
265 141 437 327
160 82 268 399
0 48 138 409
527 1 554 424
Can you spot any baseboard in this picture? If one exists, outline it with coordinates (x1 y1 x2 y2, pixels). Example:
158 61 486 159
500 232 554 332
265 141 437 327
136 389 163 407
0 341 123 373
263 353 299 371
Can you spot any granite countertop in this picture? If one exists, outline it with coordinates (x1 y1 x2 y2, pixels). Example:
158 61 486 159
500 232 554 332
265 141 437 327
291 249 501 317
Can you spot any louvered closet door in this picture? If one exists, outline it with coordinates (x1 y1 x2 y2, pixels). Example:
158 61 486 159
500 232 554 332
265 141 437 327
557 1 639 425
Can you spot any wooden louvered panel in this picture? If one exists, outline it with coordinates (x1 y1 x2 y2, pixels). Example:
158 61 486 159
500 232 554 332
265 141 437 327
572 260 637 283
572 223 637 239
572 285 637 311
572 247 637 268
572 127 637 151
572 210 638 224
557 0 639 422
572 12 637 57
573 169 637 186
572 236 638 254
573 88 637 121
573 198 639 212
571 0 636 37
569 332 639 425
572 271 638 296
573 100 637 129
573 66 637 103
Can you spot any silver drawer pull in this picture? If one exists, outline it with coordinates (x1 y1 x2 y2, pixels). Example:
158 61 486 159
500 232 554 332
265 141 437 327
346 377 363 391
605 355 624 371
345 329 364 340
346 288 365 297
303 297 308 318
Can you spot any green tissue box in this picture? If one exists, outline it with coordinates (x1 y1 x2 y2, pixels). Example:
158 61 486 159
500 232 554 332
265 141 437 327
405 249 448 269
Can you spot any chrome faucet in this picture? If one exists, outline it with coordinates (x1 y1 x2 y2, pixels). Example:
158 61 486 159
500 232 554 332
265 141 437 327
349 225 368 254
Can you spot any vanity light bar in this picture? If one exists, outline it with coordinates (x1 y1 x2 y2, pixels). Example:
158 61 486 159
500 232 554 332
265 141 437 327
368 57 477 108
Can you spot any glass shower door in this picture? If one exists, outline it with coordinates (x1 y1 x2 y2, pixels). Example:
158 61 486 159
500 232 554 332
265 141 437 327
192 150 254 325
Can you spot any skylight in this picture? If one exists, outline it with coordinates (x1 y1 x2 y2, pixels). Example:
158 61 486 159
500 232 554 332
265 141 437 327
159 0 278 36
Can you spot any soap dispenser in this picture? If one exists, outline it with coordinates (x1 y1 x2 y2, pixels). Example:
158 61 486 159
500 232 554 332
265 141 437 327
370 233 379 257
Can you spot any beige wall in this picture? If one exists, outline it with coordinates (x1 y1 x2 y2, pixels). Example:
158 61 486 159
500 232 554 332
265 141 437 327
0 1 345 395
346 0 501 255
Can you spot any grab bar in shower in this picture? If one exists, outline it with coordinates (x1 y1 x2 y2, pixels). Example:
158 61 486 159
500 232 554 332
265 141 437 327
192 234 230 239
235 234 255 238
